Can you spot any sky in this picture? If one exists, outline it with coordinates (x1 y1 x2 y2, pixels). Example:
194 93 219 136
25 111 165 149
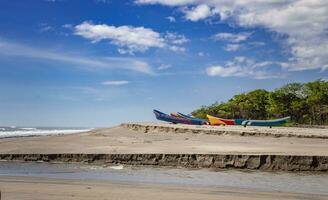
0 0 327 127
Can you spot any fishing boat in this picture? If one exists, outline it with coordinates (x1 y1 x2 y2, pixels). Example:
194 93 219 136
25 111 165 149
214 117 236 125
170 113 182 118
154 110 193 124
206 114 226 126
241 116 291 127
234 119 245 125
206 115 245 125
176 112 208 125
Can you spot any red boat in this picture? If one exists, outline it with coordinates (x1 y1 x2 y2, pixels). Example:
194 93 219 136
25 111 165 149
216 117 236 125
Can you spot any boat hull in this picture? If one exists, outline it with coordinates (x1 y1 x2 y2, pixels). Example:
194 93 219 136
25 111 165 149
177 112 207 125
206 115 226 125
234 119 245 125
154 110 195 125
242 117 290 127
216 117 236 125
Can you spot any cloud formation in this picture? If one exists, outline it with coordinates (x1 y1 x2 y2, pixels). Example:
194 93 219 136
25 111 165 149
224 44 243 52
0 39 154 74
136 0 328 72
157 64 172 70
166 16 176 22
206 56 282 79
213 32 252 43
184 4 212 21
75 21 165 54
74 22 188 54
102 80 130 86
165 32 189 45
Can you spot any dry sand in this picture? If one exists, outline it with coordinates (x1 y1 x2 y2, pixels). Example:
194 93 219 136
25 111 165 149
0 124 327 156
123 122 328 139
0 176 327 200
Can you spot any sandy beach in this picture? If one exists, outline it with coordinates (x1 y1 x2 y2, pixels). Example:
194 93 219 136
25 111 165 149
0 124 327 155
0 123 328 199
3 1 328 199
0 123 327 171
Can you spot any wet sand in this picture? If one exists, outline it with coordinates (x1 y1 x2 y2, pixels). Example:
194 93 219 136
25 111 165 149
1 176 327 200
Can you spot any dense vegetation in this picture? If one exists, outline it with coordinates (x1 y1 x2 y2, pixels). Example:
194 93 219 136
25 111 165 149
192 80 328 125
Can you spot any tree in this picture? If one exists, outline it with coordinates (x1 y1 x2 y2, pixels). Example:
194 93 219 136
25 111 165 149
268 83 307 122
192 80 328 125
304 80 328 125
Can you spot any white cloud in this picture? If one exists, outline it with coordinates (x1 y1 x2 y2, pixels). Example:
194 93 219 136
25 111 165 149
157 64 172 70
166 16 176 22
136 0 328 72
198 52 204 56
117 48 129 55
206 57 282 79
165 32 189 45
102 80 130 86
213 32 252 43
74 21 187 54
75 21 165 54
224 43 243 52
169 45 186 52
0 39 154 74
249 41 265 47
207 65 241 77
184 4 212 21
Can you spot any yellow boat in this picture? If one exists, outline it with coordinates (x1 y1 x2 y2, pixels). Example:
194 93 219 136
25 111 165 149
206 114 226 126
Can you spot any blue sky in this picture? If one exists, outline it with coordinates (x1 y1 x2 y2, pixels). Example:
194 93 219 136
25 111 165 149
0 0 327 127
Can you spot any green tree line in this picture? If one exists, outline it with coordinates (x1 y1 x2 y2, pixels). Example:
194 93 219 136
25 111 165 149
192 80 328 125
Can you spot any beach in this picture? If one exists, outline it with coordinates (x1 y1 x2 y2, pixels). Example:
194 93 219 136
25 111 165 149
0 123 327 171
0 123 327 155
0 123 328 199
2 0 328 199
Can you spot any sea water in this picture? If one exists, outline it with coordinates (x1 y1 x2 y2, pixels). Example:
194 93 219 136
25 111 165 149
0 126 92 138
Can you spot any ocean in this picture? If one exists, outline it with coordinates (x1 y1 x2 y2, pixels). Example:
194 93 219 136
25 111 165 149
0 126 92 139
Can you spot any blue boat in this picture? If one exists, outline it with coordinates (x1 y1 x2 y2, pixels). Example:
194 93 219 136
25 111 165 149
234 119 245 125
241 116 290 127
177 112 208 125
153 110 194 124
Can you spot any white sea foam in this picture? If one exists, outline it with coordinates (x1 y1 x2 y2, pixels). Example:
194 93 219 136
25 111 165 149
0 128 92 139
109 165 124 170
20 128 37 130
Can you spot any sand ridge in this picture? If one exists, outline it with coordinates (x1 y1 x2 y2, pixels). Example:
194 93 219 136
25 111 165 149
0 124 327 171
0 125 327 155
122 122 328 139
